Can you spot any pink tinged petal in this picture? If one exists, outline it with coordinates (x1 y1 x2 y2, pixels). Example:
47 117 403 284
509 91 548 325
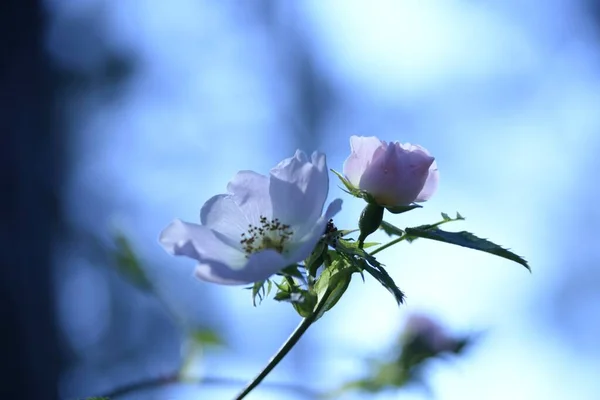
159 219 245 267
195 249 288 285
415 160 439 202
226 170 272 226
360 143 433 206
269 150 329 229
342 136 384 187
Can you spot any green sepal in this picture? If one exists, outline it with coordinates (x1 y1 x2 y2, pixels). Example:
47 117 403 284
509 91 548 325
358 203 384 247
384 204 422 214
248 279 273 306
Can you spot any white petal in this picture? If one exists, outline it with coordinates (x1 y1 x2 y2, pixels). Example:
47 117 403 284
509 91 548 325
226 170 272 225
159 219 245 267
194 249 288 285
342 136 384 187
200 194 248 244
288 198 343 261
269 150 329 229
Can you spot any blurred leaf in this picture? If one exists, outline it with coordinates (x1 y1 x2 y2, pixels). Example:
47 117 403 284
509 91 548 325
380 221 404 237
189 328 223 348
337 239 379 249
113 233 152 291
278 264 306 282
404 227 529 271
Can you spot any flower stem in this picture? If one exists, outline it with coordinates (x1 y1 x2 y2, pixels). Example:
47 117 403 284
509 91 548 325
370 234 407 256
233 291 332 400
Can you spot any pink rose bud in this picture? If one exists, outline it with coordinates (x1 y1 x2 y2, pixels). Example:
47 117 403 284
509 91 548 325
343 136 439 207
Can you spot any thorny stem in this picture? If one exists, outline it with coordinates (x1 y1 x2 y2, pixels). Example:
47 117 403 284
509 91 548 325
233 289 333 400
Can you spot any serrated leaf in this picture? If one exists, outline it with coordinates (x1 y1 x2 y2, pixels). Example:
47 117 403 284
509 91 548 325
335 240 405 304
404 227 529 271
113 233 152 291
359 260 405 304
380 221 404 237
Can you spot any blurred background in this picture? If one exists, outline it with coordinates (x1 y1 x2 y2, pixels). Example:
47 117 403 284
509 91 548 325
4 0 600 399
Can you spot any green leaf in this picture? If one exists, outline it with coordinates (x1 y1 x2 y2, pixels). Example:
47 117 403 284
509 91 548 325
278 264 306 281
359 259 405 304
337 239 378 249
113 233 152 291
189 328 223 347
404 227 529 271
313 259 354 320
380 221 404 237
338 229 359 237
335 240 405 304
305 240 327 278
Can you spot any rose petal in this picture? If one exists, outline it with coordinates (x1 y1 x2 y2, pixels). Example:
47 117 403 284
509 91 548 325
226 171 272 225
415 160 439 202
343 136 384 187
195 249 288 285
200 194 248 243
288 198 342 258
159 219 245 267
269 150 329 229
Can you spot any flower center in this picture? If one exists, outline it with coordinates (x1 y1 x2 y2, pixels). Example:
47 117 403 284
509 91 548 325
240 216 293 256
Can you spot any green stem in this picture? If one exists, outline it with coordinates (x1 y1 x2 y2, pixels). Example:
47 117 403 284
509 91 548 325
233 290 332 400
370 235 407 256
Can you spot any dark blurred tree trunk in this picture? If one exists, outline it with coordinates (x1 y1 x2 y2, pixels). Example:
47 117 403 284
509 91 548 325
0 1 63 399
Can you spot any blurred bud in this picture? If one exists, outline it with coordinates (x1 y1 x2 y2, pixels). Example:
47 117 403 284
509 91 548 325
403 313 459 353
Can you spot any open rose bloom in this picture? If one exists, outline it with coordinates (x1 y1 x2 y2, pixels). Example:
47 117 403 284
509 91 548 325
159 150 342 285
343 136 439 207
